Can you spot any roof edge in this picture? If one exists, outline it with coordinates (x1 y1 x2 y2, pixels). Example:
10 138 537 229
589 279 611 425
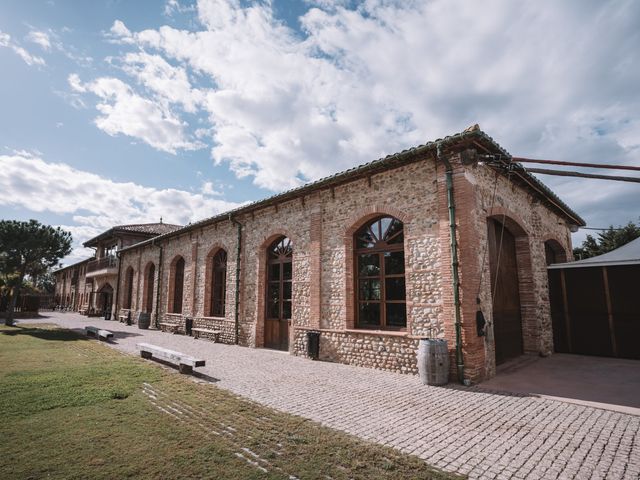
119 127 585 253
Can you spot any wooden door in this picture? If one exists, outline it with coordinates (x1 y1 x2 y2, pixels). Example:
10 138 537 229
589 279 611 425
264 237 292 351
488 219 523 364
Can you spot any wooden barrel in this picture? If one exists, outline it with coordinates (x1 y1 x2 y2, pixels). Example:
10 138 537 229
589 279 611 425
417 339 449 386
137 312 151 330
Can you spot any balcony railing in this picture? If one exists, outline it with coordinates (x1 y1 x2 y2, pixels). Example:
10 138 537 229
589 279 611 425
86 256 118 273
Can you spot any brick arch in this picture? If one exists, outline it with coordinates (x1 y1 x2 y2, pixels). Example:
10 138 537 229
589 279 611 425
141 261 156 314
543 237 568 264
344 205 413 236
203 243 229 317
486 209 539 358
344 207 412 330
487 207 528 237
255 232 297 349
167 255 186 314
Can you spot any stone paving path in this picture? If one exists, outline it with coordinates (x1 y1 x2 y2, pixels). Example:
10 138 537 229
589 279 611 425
21 313 640 480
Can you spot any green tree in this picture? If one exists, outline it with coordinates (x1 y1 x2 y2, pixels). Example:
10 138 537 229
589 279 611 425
573 220 640 260
0 220 72 325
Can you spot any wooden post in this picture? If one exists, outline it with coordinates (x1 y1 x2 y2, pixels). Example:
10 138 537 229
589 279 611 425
601 266 618 357
559 269 572 353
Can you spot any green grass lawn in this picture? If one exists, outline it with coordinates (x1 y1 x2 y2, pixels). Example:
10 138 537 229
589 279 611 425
0 324 462 480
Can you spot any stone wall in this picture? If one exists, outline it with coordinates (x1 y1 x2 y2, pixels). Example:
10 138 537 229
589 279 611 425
447 156 575 381
54 261 89 311
116 149 576 382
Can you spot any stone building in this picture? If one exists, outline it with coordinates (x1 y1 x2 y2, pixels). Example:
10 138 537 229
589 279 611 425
54 223 180 315
53 259 89 310
56 127 584 382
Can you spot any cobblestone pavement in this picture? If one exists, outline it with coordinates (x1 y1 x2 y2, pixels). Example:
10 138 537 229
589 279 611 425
21 313 640 480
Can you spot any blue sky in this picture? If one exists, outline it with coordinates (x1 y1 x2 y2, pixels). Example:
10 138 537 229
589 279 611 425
1 0 639 265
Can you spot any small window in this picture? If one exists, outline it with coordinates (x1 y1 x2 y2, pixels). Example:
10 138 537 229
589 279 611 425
354 216 406 329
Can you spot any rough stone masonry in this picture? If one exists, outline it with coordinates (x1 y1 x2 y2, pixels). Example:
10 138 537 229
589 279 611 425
64 127 585 383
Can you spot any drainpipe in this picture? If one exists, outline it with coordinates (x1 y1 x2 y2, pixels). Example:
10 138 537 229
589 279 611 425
229 214 243 345
437 143 465 384
153 239 163 330
114 251 122 320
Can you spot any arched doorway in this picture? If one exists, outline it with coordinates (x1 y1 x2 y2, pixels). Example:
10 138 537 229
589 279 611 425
264 236 292 351
488 218 524 364
97 283 114 315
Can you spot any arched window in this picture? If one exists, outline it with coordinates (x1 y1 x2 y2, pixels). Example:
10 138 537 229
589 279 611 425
210 250 227 316
124 267 134 309
145 263 155 313
544 239 568 265
172 257 185 314
354 216 406 330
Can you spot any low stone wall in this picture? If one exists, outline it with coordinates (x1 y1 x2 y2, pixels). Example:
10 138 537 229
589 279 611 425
160 313 185 333
293 328 420 374
193 316 235 344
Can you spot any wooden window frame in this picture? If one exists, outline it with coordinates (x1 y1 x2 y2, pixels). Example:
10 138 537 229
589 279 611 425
354 217 406 331
265 237 293 322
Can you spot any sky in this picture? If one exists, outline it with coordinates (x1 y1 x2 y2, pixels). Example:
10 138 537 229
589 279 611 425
0 0 638 266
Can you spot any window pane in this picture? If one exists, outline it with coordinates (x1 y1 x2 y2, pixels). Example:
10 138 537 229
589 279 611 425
282 301 292 320
386 303 406 327
380 217 392 239
358 302 380 327
385 218 403 242
358 254 380 276
359 279 381 301
268 301 279 318
384 251 404 274
283 281 292 300
385 278 406 300
283 262 292 280
268 283 279 302
387 231 404 245
269 264 280 281
356 229 376 249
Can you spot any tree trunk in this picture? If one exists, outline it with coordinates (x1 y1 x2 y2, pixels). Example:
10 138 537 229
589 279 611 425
5 270 25 326
5 286 18 326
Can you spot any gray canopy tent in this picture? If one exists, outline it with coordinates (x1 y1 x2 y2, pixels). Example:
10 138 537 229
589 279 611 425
547 237 640 359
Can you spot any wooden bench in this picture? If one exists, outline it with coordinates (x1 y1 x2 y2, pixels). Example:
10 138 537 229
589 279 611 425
136 343 205 374
85 326 114 342
159 322 179 334
192 327 221 342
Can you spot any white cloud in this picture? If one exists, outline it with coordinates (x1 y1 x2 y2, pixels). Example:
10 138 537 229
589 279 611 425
0 152 242 263
68 74 203 153
26 29 51 50
164 0 196 17
0 30 45 66
68 0 639 235
120 52 203 112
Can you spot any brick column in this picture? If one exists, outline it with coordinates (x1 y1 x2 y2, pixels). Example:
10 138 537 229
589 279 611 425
437 153 487 383
309 211 322 329
191 240 198 317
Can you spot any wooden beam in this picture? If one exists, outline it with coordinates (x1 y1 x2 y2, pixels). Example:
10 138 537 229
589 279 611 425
525 167 640 184
513 157 640 172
